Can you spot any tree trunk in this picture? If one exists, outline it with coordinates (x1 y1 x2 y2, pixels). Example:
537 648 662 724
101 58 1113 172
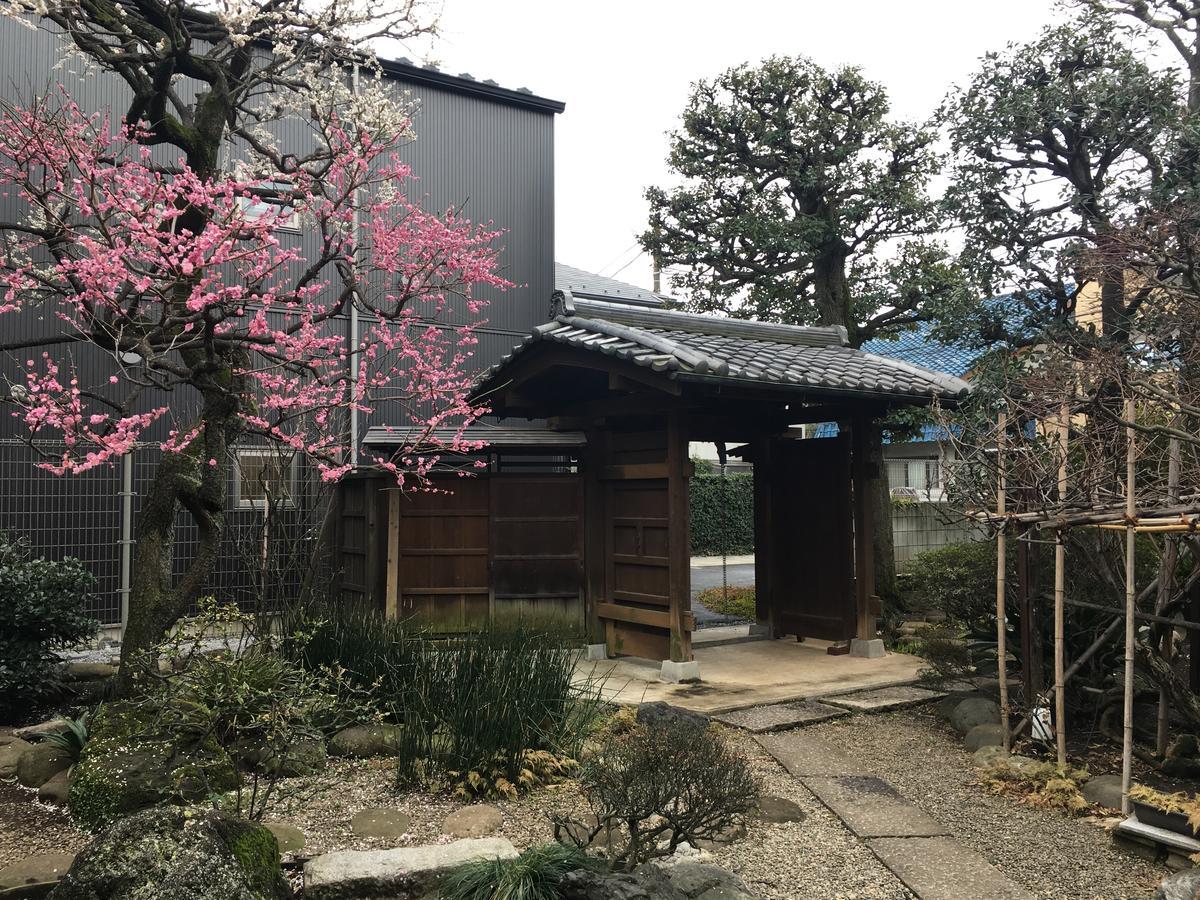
866 426 898 616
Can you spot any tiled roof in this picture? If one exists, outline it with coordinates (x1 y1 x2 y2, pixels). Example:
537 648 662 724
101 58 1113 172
478 297 972 404
554 262 665 307
859 322 980 379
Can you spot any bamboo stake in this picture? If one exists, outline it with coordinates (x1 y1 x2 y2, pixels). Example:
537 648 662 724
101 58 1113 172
1157 435 1181 758
1054 403 1068 769
995 410 1011 752
1122 398 1137 816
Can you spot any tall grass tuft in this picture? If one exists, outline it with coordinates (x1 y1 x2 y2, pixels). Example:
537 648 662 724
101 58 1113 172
441 843 597 900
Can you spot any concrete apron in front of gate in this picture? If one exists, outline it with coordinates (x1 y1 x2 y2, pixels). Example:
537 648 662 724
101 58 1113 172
575 636 924 716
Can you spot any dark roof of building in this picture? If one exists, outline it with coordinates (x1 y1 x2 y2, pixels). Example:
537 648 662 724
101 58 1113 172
380 57 564 114
479 297 972 404
362 425 586 449
554 263 665 307
859 322 980 379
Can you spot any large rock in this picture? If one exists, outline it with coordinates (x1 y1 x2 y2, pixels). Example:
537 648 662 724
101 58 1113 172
963 723 1005 752
1155 870 1200 900
935 691 984 721
0 737 33 777
635 703 709 731
17 743 73 788
950 697 1001 736
559 866 686 900
0 852 76 898
971 746 1009 768
264 823 306 855
67 703 238 830
62 663 117 682
236 737 326 778
350 808 412 840
48 807 289 900
304 838 517 900
14 719 69 740
1081 774 1124 810
442 805 503 838
327 724 402 759
38 770 72 805
664 862 757 899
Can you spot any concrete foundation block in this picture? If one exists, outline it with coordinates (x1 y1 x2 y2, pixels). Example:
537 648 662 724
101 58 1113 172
660 660 701 683
849 638 885 659
584 643 609 661
749 621 771 637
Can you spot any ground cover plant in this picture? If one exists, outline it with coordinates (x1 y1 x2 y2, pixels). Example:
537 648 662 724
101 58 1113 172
0 532 97 721
695 585 755 620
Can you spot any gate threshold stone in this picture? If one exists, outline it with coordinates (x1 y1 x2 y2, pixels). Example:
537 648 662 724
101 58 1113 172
804 776 948 838
868 836 1036 900
822 685 946 713
714 700 848 733
756 731 864 777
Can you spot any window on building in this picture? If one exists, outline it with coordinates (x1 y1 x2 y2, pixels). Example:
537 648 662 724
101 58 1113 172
233 448 300 509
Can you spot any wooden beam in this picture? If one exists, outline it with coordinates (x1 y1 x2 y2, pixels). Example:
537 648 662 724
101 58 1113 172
666 410 693 662
596 602 695 631
753 436 776 636
385 489 400 620
851 416 877 640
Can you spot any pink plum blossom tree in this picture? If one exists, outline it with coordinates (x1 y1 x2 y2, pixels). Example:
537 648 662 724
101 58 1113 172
0 0 509 686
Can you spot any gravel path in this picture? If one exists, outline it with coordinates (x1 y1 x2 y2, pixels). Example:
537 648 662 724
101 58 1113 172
0 780 89 870
805 709 1167 900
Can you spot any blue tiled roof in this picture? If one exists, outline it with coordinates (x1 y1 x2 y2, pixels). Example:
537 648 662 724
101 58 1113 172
859 322 979 379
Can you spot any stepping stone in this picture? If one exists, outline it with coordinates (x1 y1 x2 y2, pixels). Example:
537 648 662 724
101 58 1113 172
822 685 945 713
715 700 848 733
442 805 503 838
755 795 806 824
804 775 948 839
868 836 1036 900
1081 774 1123 810
265 822 306 854
0 852 76 894
350 808 412 840
756 731 866 778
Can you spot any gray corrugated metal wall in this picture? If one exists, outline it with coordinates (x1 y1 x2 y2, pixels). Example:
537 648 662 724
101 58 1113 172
0 17 559 623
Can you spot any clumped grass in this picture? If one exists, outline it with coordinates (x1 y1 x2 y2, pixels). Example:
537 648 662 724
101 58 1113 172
695 584 755 620
441 843 597 900
980 759 1090 814
285 603 607 798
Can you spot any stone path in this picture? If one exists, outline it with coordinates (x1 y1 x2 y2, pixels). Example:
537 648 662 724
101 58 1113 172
714 700 848 733
750 699 1036 900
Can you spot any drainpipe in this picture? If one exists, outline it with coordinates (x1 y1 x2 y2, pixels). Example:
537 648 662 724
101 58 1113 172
349 61 361 469
118 449 133 630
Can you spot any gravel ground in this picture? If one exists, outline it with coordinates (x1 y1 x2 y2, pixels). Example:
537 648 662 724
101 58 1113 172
806 709 1169 900
0 780 89 870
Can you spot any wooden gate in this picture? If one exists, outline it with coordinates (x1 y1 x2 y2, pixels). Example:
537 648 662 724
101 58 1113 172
385 474 584 628
768 437 855 641
598 423 693 661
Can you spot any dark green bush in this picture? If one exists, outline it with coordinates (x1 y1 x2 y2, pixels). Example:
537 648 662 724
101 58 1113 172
0 533 97 720
690 473 753 555
906 541 1006 634
442 843 596 900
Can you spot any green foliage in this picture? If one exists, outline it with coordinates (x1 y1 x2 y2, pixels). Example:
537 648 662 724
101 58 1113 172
642 55 963 346
908 624 975 685
554 720 758 871
441 843 597 900
0 532 97 720
689 473 753 556
288 603 605 800
907 541 1008 634
42 712 90 762
695 585 755 620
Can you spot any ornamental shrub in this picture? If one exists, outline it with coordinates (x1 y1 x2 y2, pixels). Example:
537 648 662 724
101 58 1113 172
689 473 754 555
0 532 97 720
906 540 1004 634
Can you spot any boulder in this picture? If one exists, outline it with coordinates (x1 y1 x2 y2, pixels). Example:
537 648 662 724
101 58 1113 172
234 737 326 777
559 866 686 900
664 862 758 899
442 805 503 838
1163 735 1200 779
1155 870 1200 900
17 743 73 788
350 808 412 840
67 703 238 830
950 697 1001 736
48 807 289 900
0 737 33 777
38 770 72 805
264 823 306 855
304 838 517 900
62 663 117 682
635 703 709 731
936 691 983 721
327 724 402 759
0 853 75 898
1081 774 1124 810
963 723 1005 753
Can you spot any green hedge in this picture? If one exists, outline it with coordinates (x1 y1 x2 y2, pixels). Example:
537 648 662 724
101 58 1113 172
690 473 754 556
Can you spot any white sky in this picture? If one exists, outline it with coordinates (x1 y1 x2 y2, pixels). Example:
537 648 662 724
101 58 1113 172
413 0 1062 293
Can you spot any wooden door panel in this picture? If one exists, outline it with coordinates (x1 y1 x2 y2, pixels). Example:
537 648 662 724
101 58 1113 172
771 438 854 641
